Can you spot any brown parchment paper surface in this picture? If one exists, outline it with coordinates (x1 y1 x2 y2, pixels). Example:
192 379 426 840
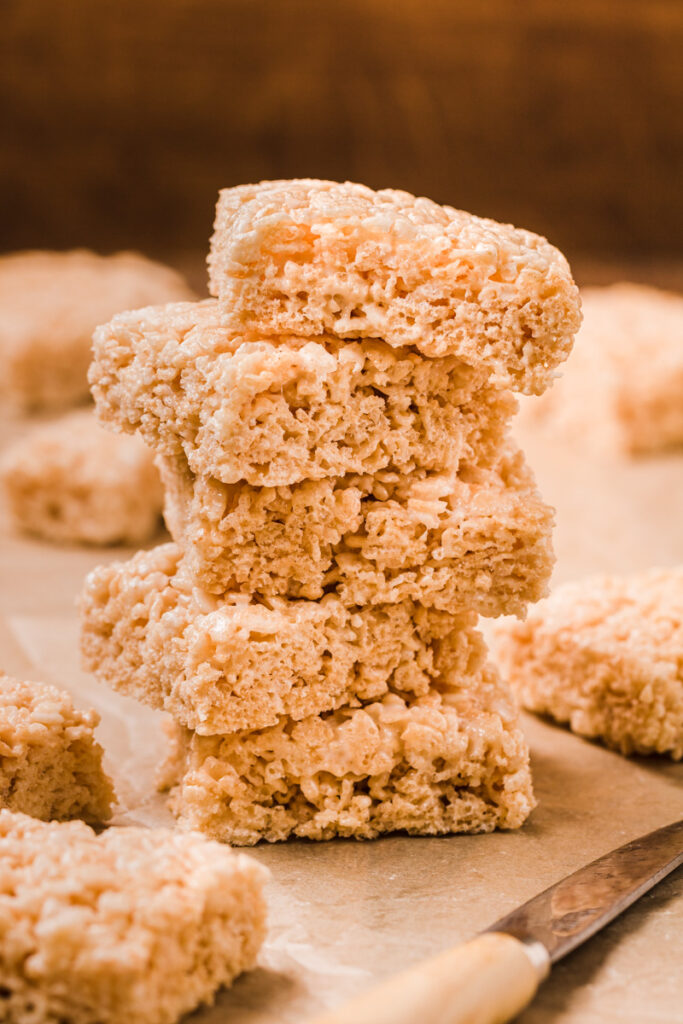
0 412 682 1024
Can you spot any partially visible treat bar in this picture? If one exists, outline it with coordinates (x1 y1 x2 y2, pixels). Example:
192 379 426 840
80 543 486 734
0 249 194 411
0 410 163 545
159 673 535 845
91 300 515 486
0 673 114 821
159 446 554 616
520 284 683 454
494 567 683 759
207 179 581 395
0 810 268 1024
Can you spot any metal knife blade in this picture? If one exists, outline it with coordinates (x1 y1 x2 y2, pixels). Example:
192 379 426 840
487 817 683 963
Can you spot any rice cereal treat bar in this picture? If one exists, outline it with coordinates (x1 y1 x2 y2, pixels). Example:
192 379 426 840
0 810 268 1024
494 567 683 759
0 410 163 546
80 543 488 735
0 673 114 821
90 299 515 487
0 249 194 411
159 670 535 845
520 284 683 454
159 446 554 616
207 179 581 395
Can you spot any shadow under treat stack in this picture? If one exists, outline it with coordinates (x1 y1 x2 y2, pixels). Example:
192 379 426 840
80 180 580 845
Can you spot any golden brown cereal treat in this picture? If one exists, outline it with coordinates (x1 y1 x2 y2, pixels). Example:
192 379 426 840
0 249 194 411
91 299 515 486
0 673 114 821
0 810 268 1024
0 410 163 546
520 284 683 454
80 543 489 735
494 567 683 759
159 447 554 616
207 179 581 395
159 671 535 845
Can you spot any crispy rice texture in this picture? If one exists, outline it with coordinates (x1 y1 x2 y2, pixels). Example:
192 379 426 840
90 299 514 486
494 567 683 759
80 543 492 735
0 810 268 1024
520 284 683 454
0 249 193 411
0 673 114 822
159 446 554 616
159 676 535 845
207 179 581 395
0 410 163 546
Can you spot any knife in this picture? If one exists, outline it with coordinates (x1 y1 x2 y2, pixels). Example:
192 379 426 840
311 818 682 1024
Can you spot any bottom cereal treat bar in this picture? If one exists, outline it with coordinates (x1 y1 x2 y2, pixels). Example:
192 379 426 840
159 445 554 617
0 810 268 1024
159 670 535 845
520 284 683 454
80 543 486 735
494 567 683 759
0 410 163 546
0 673 114 821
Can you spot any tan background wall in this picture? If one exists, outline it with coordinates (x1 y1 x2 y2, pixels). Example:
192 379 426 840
2 0 682 263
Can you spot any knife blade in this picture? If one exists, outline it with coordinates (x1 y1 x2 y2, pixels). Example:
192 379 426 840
487 817 683 964
311 818 683 1024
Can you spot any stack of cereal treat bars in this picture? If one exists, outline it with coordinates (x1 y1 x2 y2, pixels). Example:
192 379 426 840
81 180 581 845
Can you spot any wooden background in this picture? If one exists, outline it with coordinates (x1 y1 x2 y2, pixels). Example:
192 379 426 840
2 0 682 265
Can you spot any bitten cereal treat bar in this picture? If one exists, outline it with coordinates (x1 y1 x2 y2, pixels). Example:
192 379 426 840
159 671 535 845
207 179 581 395
520 284 683 454
80 543 488 735
0 410 163 546
90 299 514 487
159 446 554 617
0 810 268 1024
0 673 114 821
494 567 683 759
0 249 194 411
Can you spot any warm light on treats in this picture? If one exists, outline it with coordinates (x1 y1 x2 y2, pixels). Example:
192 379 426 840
0 249 194 411
0 673 114 821
79 177 578 843
0 410 163 546
159 674 535 845
91 299 515 486
159 446 554 616
208 179 581 395
0 810 268 1024
80 542 490 734
519 284 683 454
494 567 683 759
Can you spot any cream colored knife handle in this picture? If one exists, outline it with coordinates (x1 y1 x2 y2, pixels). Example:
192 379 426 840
311 932 550 1024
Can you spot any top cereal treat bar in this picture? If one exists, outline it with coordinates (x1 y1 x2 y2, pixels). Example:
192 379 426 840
208 179 581 395
520 284 683 453
0 249 194 411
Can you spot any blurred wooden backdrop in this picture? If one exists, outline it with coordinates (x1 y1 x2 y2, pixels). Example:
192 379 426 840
2 0 682 266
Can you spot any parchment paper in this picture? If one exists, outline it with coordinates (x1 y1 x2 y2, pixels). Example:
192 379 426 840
0 414 682 1023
